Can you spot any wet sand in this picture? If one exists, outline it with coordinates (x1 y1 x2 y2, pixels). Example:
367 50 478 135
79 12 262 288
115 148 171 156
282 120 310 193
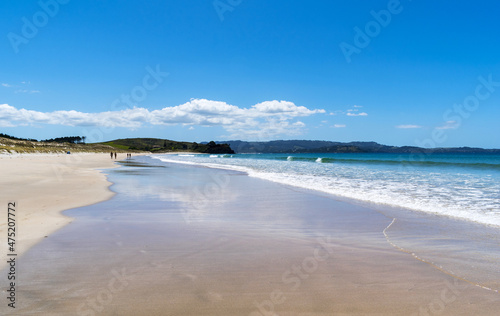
2 157 499 315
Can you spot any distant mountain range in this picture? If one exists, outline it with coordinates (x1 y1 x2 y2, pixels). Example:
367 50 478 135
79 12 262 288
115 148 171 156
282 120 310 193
216 140 500 154
2 132 498 155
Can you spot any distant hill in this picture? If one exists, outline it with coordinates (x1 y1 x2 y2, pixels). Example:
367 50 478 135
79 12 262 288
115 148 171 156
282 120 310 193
102 138 235 154
0 133 235 154
218 140 500 154
0 136 127 154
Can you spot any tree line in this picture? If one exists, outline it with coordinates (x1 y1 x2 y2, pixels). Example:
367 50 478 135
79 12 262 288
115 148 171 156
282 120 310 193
0 133 86 144
41 136 86 144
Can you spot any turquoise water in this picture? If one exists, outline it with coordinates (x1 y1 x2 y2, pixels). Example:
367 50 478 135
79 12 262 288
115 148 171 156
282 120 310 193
151 153 500 227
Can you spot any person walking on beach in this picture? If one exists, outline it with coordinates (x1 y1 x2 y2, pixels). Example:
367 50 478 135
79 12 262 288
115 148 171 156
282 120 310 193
110 151 113 159
114 152 117 159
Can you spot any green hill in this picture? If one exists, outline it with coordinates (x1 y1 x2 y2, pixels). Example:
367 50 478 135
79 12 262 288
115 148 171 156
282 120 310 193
0 134 234 154
101 138 235 154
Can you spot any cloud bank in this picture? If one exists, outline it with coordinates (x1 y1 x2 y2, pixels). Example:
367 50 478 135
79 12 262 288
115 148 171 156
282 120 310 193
0 99 325 138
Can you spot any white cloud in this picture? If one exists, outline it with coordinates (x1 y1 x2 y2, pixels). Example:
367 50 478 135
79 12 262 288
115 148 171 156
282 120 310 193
330 105 367 117
3 82 39 93
0 99 325 139
396 124 422 129
436 120 459 130
252 100 325 116
14 89 40 94
292 121 306 127
346 112 368 116
333 124 346 128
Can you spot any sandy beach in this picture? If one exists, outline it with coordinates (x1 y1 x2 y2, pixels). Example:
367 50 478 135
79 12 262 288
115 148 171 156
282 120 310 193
0 153 119 271
2 155 499 315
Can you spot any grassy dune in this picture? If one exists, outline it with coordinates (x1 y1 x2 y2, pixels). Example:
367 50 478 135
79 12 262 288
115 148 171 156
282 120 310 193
0 137 135 154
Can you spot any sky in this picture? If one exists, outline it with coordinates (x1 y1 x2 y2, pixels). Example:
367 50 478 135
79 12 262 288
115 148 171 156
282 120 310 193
1 0 500 148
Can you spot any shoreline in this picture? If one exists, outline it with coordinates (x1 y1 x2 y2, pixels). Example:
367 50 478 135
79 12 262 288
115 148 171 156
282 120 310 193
149 153 500 228
8 157 500 315
150 154 500 293
0 152 121 270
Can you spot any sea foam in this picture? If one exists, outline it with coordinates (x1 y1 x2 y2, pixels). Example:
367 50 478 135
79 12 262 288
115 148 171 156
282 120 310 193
150 153 500 227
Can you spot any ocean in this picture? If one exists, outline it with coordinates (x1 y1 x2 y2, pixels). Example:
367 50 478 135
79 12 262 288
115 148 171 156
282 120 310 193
151 152 500 227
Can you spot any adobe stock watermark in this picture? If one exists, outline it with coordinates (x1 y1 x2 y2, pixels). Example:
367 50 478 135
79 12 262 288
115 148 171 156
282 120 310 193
181 171 230 224
181 118 292 223
76 268 133 316
411 278 468 316
339 0 407 63
231 118 292 153
415 74 500 149
213 0 242 22
7 0 70 54
50 152 84 182
384 219 469 315
83 64 168 143
48 64 166 182
400 74 500 167
250 235 336 316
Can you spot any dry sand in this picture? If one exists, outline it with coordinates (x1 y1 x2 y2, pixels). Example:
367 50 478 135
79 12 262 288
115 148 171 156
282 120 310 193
0 153 119 270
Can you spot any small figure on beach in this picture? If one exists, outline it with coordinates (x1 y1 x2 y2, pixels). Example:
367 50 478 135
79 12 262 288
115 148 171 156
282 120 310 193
114 152 117 159
110 151 113 159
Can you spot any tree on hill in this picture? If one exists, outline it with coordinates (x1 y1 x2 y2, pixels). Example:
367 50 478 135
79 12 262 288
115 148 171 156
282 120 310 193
0 133 37 142
202 141 235 154
42 136 86 144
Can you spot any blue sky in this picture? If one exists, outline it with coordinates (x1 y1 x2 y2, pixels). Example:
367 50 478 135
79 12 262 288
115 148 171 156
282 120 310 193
1 0 499 148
